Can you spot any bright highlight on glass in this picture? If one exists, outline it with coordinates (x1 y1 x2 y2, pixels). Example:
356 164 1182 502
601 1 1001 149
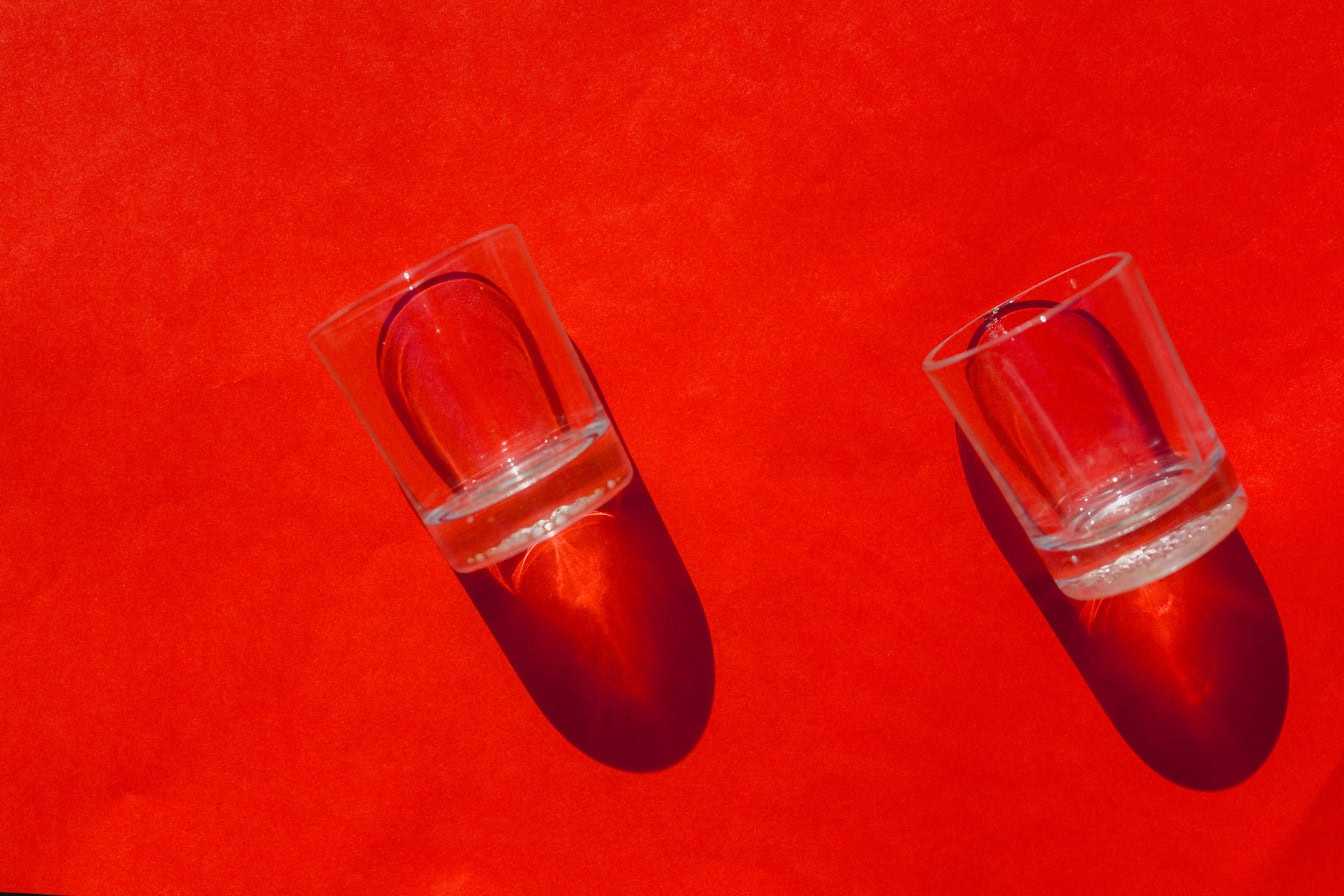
924 253 1246 600
311 225 633 572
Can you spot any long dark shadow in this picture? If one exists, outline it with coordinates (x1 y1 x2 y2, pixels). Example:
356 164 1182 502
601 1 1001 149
957 428 1288 790
454 356 713 772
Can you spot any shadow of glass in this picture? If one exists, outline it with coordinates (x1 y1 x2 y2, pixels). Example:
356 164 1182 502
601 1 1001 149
957 428 1288 790
454 424 713 772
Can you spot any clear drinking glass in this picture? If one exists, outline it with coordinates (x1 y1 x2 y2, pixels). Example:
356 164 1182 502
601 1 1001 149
310 226 633 572
923 253 1246 600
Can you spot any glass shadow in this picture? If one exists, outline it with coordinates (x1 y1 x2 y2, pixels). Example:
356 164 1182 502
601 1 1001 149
957 428 1288 790
454 358 713 772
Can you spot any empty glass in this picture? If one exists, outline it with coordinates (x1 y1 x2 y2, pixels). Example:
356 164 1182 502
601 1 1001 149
311 226 633 571
924 253 1246 599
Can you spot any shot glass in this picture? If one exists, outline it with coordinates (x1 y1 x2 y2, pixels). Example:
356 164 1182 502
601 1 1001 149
310 225 633 572
923 253 1246 600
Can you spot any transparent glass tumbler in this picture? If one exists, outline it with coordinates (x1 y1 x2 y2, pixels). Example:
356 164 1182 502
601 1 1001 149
924 253 1246 600
310 226 633 572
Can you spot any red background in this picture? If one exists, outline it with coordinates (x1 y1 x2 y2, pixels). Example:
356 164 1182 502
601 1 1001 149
3 1 1343 892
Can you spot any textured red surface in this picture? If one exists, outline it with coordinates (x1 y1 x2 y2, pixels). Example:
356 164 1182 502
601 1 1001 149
3 1 1343 893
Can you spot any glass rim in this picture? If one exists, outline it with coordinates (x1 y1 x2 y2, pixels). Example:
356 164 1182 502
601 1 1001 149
922 251 1133 372
308 224 522 344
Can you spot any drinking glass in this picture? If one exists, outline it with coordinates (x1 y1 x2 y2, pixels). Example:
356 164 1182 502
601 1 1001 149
310 226 633 572
924 253 1246 599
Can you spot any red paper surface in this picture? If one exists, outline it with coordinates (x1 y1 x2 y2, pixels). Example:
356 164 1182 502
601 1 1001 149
3 1 1342 892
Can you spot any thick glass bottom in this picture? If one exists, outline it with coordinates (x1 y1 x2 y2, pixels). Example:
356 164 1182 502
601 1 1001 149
423 422 633 572
1040 460 1246 600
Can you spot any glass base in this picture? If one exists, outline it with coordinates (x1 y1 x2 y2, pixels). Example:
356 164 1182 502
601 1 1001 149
423 422 633 572
1040 460 1246 600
